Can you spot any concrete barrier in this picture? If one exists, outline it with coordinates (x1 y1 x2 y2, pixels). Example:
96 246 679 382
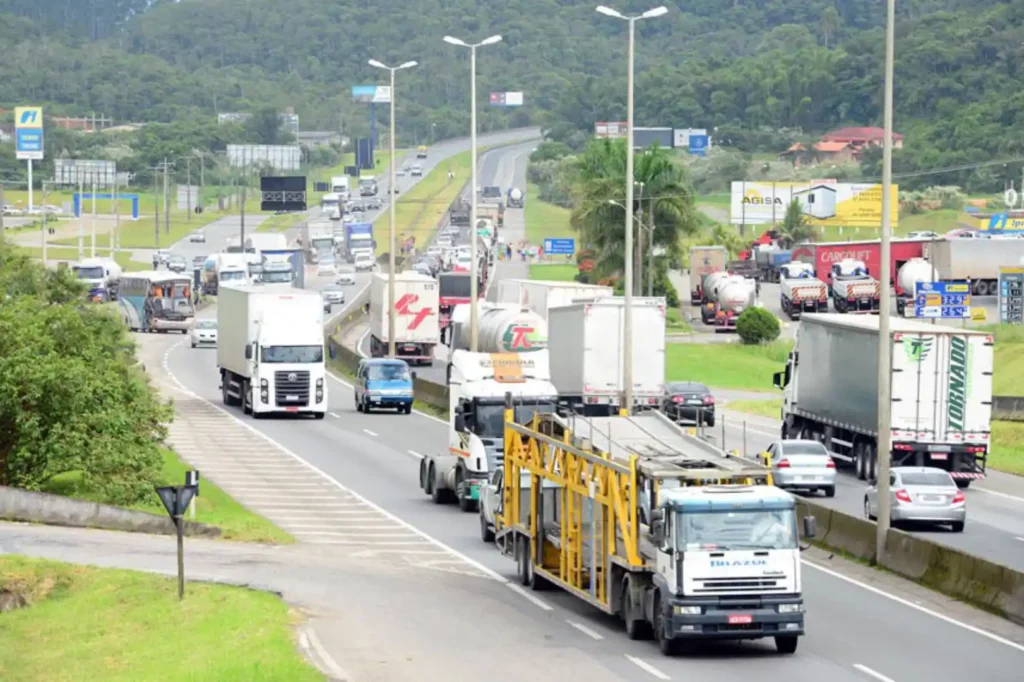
795 498 1024 625
0 485 221 538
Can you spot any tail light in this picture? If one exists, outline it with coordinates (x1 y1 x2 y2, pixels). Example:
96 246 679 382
672 396 684 403
703 396 714 405
776 459 791 468
966 446 986 453
848 296 856 302
894 489 912 503
952 490 966 504
826 458 836 469
893 443 913 451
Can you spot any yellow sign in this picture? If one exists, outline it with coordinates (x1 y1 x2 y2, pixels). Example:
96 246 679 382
971 308 987 322
924 293 942 307
944 283 970 293
14 107 42 129
731 182 899 228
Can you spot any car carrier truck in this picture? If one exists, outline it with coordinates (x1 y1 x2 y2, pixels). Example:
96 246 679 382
492 404 816 655
773 314 993 487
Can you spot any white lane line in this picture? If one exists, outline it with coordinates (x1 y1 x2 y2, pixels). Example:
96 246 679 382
802 559 1024 654
566 620 604 640
357 329 370 358
974 487 1024 504
1015 536 1024 543
363 428 378 437
329 412 341 419
624 655 671 680
304 626 351 681
407 449 424 460
505 584 553 611
853 664 896 682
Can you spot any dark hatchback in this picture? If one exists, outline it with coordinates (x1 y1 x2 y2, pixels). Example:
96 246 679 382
663 381 716 426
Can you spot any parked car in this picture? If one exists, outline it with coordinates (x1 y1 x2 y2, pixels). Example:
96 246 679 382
190 319 218 348
322 284 346 306
354 358 415 414
662 381 716 426
189 230 206 243
765 439 837 498
335 266 356 285
864 467 965 532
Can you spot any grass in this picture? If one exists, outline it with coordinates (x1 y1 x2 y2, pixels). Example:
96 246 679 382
524 182 573 245
666 307 691 333
12 245 149 271
697 192 731 208
0 555 321 682
726 398 784 419
666 341 793 391
42 448 293 544
528 263 577 281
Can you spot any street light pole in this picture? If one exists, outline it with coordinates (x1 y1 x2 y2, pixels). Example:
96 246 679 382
369 58 419 358
444 33 503 353
596 4 668 414
875 0 897 564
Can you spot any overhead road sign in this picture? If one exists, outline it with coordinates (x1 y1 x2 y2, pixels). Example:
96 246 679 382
543 238 575 255
914 281 971 319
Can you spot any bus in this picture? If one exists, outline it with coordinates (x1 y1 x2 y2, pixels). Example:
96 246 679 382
118 271 196 333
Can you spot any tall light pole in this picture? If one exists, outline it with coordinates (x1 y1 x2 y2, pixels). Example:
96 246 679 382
444 33 503 352
369 57 419 357
875 0 897 565
595 4 668 413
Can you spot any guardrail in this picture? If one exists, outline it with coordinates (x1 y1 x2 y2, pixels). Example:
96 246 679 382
993 396 1024 422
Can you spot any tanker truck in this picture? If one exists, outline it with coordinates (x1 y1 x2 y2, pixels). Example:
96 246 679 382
895 258 938 317
779 262 828 320
829 259 880 314
689 245 727 305
421 301 557 511
710 275 758 332
699 271 732 324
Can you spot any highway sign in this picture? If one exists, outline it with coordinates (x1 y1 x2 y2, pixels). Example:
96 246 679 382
15 107 42 129
914 281 971 319
15 106 43 161
543 237 575 255
688 134 709 157
999 266 1024 325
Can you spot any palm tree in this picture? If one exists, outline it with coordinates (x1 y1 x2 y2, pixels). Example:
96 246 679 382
778 197 816 247
568 139 700 280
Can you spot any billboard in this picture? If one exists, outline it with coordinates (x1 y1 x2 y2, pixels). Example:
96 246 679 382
489 92 524 107
674 128 710 156
633 127 673 149
54 159 117 187
260 176 306 212
15 106 44 161
226 144 301 171
595 121 626 139
729 181 899 228
351 85 391 103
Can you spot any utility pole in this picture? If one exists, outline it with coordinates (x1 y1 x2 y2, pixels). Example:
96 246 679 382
0 182 5 233
111 173 120 257
635 182 644 296
90 175 97 258
152 165 160 249
240 182 247 249
186 157 192 222
41 181 48 263
199 154 205 211
647 197 655 296
78 174 85 259
163 157 171 235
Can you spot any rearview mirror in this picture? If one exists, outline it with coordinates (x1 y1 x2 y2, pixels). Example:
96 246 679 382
454 413 467 432
244 345 252 360
411 371 417 380
772 371 783 390
802 515 818 540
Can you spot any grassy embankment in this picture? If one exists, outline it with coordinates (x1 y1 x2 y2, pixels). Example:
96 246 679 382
0 556 320 682
42 448 292 543
523 181 573 245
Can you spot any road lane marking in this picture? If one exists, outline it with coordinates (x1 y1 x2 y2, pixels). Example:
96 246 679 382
363 428 378 437
853 664 896 682
407 450 424 459
505 584 553 611
802 558 1024 654
329 412 341 419
974 487 1024 504
566 620 604 640
1015 536 1024 543
625 655 671 680
304 625 351 681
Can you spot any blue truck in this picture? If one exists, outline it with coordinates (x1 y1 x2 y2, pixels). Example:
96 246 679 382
345 222 375 263
757 249 793 283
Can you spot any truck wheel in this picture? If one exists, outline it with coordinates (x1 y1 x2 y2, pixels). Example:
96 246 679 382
867 446 878 483
622 585 651 640
429 466 446 504
654 597 680 656
479 509 494 543
517 538 531 586
775 635 798 654
456 472 477 513
242 381 252 415
363 398 372 414
421 461 433 495
854 444 866 480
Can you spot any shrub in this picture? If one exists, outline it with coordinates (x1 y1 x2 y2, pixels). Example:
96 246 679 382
736 307 780 345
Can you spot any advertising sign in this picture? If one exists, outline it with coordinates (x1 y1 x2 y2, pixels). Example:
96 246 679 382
351 85 390 103
730 181 899 228
15 106 44 160
914 281 971 319
999 266 1024 325
490 92 524 107
595 122 626 139
673 128 710 155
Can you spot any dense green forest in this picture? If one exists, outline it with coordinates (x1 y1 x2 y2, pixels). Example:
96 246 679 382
3 0 1024 190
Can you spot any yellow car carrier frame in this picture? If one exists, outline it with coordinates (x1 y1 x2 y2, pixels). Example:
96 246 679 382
494 395 816 656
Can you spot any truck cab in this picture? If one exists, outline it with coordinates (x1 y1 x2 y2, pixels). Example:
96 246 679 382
829 259 880 314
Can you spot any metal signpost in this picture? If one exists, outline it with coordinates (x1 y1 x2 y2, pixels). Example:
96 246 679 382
543 237 576 256
999 266 1024 325
154 473 200 600
913 281 971 319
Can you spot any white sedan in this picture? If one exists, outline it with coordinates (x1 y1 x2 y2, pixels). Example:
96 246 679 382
318 260 337 277
335 267 356 285
190 319 218 348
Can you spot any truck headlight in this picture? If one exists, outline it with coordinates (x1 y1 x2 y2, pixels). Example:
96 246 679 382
673 606 701 615
261 379 268 389
777 604 801 614
260 389 268 403
316 378 323 389
316 389 324 402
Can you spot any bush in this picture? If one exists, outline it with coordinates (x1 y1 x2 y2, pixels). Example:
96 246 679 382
736 307 781 345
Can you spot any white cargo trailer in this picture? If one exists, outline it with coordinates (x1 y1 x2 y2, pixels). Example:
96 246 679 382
548 297 666 414
369 272 440 364
924 238 1024 296
774 314 993 487
492 279 612 320
217 284 327 418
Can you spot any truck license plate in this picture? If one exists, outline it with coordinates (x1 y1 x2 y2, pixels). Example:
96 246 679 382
728 614 753 625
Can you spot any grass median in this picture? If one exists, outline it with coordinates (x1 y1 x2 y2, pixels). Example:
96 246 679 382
666 341 792 391
12 245 149 271
524 182 573 245
0 555 320 682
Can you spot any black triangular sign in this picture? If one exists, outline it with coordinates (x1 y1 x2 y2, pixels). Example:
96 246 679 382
155 486 179 519
178 485 198 515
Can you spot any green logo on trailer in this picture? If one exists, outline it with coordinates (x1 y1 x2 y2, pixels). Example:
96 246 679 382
904 336 934 363
947 336 968 432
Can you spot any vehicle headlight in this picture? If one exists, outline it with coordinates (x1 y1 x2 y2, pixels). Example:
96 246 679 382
673 606 701 615
261 379 268 389
777 603 801 614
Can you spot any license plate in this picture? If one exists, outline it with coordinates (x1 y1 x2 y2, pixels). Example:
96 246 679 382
728 614 753 625
931 453 948 461
285 407 298 413
923 495 943 502
285 395 299 401
687 399 702 405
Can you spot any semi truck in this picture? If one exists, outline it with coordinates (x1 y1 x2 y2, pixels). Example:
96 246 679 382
491 279 613 321
72 258 123 302
701 274 756 331
345 222 375 263
828 259 880 314
306 223 335 264
895 258 938 316
688 245 728 305
368 272 440 364
755 245 792 282
506 187 524 208
493 406 814 655
447 302 548 354
773 314 993 487
217 285 327 419
245 233 288 254
924 238 1024 296
202 253 248 295
779 262 827 320
330 176 351 198
791 238 930 288
548 297 666 414
417 146 428 158
259 249 302 286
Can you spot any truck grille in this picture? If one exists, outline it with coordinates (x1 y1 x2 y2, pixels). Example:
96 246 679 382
275 370 310 407
692 576 785 594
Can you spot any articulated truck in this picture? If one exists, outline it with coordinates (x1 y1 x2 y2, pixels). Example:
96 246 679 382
774 314 993 487
368 272 440 364
491 406 815 655
217 285 327 419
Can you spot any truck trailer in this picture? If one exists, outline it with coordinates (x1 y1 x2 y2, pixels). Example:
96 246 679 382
778 262 827 320
791 238 929 289
773 314 992 487
924 238 1024 296
548 297 666 414
368 272 440 364
491 279 613 321
217 285 327 418
688 245 728 305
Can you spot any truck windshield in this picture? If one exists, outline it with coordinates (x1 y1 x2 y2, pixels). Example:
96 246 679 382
74 266 105 279
677 509 797 551
262 270 292 283
474 402 556 438
261 345 324 363
221 270 246 281
440 275 472 298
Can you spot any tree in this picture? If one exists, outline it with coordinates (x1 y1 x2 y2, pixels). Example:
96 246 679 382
779 198 816 247
568 139 701 280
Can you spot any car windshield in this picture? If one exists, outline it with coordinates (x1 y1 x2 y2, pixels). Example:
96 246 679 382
74 266 104 279
899 472 953 487
781 441 829 456
482 187 501 198
196 320 217 329
367 363 410 381
261 345 324 363
677 509 798 551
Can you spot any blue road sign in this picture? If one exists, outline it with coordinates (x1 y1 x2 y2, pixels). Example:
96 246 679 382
688 134 709 157
543 238 575 255
16 128 43 160
914 281 971 319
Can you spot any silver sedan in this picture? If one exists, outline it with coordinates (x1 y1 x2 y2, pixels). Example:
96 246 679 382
190 319 217 348
766 439 837 497
864 466 965 532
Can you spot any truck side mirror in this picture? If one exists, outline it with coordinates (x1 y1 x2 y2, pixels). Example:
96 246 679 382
454 413 467 432
802 515 817 540
410 371 417 380
773 371 783 390
245 345 252 360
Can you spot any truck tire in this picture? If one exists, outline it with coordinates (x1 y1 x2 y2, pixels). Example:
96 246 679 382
242 381 252 415
622 583 652 641
855 443 866 480
429 465 447 505
775 635 798 654
516 538 531 586
456 471 477 513
654 596 680 656
421 460 432 495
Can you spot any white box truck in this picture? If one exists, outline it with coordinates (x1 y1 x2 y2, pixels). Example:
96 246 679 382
330 175 350 199
217 284 327 418
774 314 993 487
548 297 666 414
491 279 613 320
924 238 1024 296
369 272 440 364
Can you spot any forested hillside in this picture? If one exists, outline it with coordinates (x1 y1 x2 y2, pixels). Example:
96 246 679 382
3 0 1024 188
